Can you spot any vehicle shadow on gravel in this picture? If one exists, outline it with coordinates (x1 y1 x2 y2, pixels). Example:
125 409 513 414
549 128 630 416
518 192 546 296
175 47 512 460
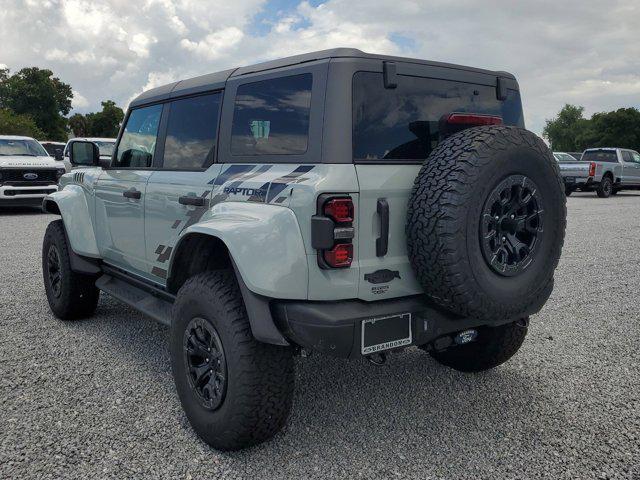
85 296 552 474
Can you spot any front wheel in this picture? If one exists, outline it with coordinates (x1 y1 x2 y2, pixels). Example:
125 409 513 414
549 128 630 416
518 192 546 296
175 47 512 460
170 270 294 451
42 220 99 320
426 319 528 372
597 176 613 198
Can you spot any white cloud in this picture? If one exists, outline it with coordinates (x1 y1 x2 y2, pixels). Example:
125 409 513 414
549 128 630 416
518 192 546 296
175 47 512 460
180 27 245 60
0 0 637 133
72 90 89 109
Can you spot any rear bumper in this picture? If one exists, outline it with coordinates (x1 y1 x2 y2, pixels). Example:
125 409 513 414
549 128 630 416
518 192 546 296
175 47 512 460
272 296 517 359
564 176 594 190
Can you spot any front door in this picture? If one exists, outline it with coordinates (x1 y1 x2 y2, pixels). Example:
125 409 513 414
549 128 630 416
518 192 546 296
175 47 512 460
144 92 223 284
94 103 163 277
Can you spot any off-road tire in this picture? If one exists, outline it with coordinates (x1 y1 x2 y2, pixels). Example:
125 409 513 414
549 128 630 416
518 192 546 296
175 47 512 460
406 126 566 320
428 319 528 372
597 176 613 198
170 270 294 451
42 219 100 320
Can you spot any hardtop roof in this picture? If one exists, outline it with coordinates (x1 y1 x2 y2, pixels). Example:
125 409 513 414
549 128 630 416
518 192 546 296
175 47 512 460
130 48 517 108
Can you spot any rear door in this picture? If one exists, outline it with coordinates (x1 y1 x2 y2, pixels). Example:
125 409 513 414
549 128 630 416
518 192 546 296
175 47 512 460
144 92 223 283
94 104 163 276
621 150 640 185
352 67 525 301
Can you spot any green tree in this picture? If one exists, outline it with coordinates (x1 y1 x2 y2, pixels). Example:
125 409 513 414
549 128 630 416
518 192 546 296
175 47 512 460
576 108 640 152
69 113 89 137
543 104 589 151
87 100 124 137
0 108 45 138
0 67 73 141
68 100 124 138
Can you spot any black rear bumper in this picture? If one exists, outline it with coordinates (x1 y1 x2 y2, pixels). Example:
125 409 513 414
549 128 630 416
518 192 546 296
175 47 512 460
271 296 516 359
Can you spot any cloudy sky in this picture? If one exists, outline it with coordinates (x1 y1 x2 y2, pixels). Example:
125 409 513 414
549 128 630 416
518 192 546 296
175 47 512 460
1 0 638 135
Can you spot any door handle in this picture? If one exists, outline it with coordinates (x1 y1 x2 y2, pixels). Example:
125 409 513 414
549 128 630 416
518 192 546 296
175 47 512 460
376 198 389 257
123 189 141 199
179 195 205 206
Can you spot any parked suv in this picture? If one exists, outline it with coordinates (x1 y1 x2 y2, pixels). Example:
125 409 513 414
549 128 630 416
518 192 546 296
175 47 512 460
41 49 566 450
0 135 66 207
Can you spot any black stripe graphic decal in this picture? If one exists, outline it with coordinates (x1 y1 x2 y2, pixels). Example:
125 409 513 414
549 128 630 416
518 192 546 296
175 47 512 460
209 164 256 186
266 165 315 202
155 245 173 263
151 267 167 279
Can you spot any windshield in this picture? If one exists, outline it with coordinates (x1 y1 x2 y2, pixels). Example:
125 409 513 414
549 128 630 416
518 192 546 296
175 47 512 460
94 141 115 157
554 153 576 162
582 150 618 163
0 139 48 157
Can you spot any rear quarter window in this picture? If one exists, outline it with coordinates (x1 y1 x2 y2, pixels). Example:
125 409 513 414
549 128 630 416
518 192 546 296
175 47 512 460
352 72 524 162
231 74 312 156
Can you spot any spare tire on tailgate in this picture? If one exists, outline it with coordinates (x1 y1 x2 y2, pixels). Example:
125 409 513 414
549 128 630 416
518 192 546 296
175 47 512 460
406 125 566 321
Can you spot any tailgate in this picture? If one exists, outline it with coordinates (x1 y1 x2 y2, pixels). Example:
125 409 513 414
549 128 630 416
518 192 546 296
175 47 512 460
558 162 590 177
355 165 423 300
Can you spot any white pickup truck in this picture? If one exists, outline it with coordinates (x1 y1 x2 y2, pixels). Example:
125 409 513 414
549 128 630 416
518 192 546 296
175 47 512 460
556 148 640 197
0 136 66 207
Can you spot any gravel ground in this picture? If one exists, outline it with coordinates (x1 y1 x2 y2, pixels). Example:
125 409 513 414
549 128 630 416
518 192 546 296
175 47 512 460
1 193 639 480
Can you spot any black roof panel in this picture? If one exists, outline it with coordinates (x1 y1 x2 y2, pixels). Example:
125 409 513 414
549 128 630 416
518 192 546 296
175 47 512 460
129 48 516 107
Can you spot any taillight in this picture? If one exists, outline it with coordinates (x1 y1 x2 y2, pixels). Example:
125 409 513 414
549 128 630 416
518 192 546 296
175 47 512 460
589 162 596 177
323 198 354 223
446 113 503 126
323 244 353 268
312 194 355 269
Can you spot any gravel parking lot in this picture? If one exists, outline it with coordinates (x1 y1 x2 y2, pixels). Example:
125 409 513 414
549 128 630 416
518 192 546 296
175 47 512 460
1 193 639 479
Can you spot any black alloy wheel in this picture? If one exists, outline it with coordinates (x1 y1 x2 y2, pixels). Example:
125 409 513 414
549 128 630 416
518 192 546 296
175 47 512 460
480 175 544 277
183 317 228 411
47 245 63 298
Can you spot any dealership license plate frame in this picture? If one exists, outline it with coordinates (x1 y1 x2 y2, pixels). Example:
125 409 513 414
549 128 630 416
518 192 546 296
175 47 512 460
361 313 412 355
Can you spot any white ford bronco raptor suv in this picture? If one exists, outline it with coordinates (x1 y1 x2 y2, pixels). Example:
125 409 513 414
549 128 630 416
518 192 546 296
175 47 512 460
41 49 566 450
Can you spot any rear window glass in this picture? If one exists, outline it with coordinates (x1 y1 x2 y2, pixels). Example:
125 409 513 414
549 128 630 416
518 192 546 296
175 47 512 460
352 72 524 162
231 74 312 156
582 150 618 163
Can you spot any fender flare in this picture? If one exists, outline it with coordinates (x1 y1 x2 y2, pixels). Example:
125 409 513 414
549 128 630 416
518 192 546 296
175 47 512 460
43 187 100 258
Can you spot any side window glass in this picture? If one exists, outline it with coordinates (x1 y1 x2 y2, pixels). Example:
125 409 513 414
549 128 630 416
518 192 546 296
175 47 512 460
633 152 640 163
162 93 221 170
622 151 632 162
114 104 162 168
231 74 312 156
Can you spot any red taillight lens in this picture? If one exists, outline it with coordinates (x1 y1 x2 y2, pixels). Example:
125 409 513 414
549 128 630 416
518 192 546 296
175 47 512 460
589 162 596 177
323 243 353 268
323 198 354 223
446 113 503 126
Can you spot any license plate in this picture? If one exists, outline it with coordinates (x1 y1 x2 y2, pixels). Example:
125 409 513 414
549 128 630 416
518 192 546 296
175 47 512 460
565 177 576 183
361 313 412 355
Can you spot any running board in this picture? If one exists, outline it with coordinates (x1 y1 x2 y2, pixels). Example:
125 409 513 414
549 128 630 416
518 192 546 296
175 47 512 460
96 274 173 326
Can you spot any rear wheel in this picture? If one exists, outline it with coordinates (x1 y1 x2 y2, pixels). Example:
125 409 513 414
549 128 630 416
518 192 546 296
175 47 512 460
170 270 294 451
42 220 99 320
427 319 528 372
406 126 566 321
597 176 613 198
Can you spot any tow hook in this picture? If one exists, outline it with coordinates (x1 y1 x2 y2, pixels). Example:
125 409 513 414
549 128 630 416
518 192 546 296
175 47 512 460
367 352 387 366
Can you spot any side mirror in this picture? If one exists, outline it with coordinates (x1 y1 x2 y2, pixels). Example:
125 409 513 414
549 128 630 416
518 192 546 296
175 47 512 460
69 141 100 167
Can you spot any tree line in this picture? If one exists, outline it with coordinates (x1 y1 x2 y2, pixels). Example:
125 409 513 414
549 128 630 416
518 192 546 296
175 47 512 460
0 67 124 142
543 104 640 152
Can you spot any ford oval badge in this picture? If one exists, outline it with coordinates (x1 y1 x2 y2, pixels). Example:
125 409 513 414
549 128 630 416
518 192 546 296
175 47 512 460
23 172 38 180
